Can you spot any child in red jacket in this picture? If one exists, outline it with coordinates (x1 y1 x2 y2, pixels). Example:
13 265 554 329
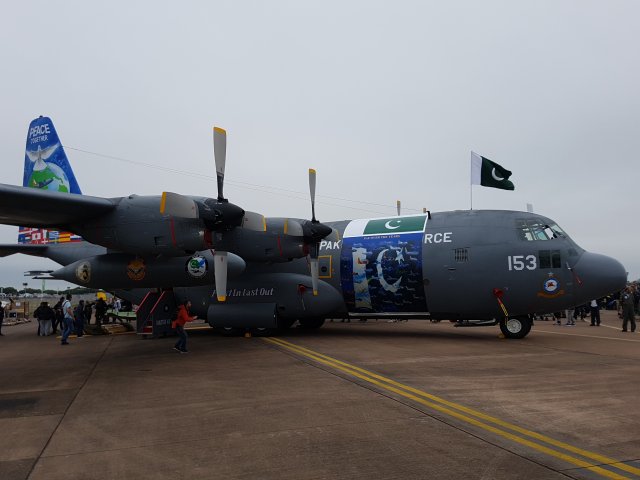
173 300 197 353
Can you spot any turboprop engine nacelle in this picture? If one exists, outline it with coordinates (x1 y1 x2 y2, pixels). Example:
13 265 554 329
51 251 246 289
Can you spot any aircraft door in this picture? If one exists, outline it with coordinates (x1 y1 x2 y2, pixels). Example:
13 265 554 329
423 241 502 319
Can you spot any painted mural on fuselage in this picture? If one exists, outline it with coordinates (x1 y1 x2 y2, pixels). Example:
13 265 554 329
336 214 428 313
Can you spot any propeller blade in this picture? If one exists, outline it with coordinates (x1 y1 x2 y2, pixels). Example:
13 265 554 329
396 200 401 216
308 242 320 296
213 127 227 201
160 192 198 218
309 168 317 222
213 251 228 302
242 211 266 231
309 255 319 296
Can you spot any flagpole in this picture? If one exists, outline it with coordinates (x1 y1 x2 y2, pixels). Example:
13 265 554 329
469 151 474 211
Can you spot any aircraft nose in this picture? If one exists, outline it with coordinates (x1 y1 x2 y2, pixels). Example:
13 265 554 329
573 252 627 302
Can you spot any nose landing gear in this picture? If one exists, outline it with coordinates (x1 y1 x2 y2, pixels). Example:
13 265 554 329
500 316 532 339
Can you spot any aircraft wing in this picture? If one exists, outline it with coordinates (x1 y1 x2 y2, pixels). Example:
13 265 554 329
0 244 49 258
0 183 115 228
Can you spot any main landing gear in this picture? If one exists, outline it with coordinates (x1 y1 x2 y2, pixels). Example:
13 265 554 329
217 317 298 337
297 317 325 329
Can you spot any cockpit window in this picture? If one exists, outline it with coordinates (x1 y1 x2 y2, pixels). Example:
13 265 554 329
516 220 564 241
539 249 562 268
547 223 565 238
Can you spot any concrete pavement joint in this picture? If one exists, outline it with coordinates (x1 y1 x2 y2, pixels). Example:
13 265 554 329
25 336 115 480
525 341 640 362
265 337 640 479
261 338 580 479
534 328 640 343
32 416 424 460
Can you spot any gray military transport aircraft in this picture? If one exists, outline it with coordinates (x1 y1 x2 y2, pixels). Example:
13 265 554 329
0 117 627 339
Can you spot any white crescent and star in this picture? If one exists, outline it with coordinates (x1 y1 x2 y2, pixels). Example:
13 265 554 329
384 220 401 230
375 248 403 293
491 168 505 181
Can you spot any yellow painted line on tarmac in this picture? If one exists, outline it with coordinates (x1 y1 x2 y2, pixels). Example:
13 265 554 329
265 337 640 479
534 330 640 343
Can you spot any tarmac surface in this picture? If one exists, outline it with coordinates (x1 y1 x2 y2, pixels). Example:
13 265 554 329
1 311 639 480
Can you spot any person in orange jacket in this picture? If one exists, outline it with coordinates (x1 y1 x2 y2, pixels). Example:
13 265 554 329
172 300 197 353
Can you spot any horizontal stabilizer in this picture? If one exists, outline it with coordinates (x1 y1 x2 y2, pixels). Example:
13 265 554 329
24 270 54 276
0 244 48 258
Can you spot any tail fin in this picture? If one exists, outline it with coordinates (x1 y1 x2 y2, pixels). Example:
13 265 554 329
23 116 81 193
19 116 83 244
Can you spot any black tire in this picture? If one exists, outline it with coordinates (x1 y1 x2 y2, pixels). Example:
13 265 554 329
277 318 296 330
218 326 243 336
298 317 325 329
499 316 532 339
250 327 276 337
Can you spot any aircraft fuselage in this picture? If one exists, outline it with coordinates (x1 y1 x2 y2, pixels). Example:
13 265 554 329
165 209 625 326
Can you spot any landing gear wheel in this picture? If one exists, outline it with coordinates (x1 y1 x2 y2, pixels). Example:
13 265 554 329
298 318 325 329
250 327 275 337
277 318 296 331
219 326 243 336
499 316 532 339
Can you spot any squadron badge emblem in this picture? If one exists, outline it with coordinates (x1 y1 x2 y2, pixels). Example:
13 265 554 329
75 261 91 284
126 258 146 281
186 256 207 278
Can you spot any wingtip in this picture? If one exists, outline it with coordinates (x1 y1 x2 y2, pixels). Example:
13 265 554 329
213 126 226 135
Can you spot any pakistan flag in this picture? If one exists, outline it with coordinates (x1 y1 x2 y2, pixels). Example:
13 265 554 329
470 152 515 191
363 215 427 235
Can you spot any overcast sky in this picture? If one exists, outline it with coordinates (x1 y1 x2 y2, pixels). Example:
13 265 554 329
0 0 638 290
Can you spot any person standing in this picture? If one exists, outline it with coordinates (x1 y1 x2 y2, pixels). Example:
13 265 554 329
53 297 64 334
95 297 107 326
172 300 197 353
565 309 575 326
84 301 93 325
74 300 86 338
61 294 75 345
621 287 636 333
34 301 55 336
589 299 601 326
